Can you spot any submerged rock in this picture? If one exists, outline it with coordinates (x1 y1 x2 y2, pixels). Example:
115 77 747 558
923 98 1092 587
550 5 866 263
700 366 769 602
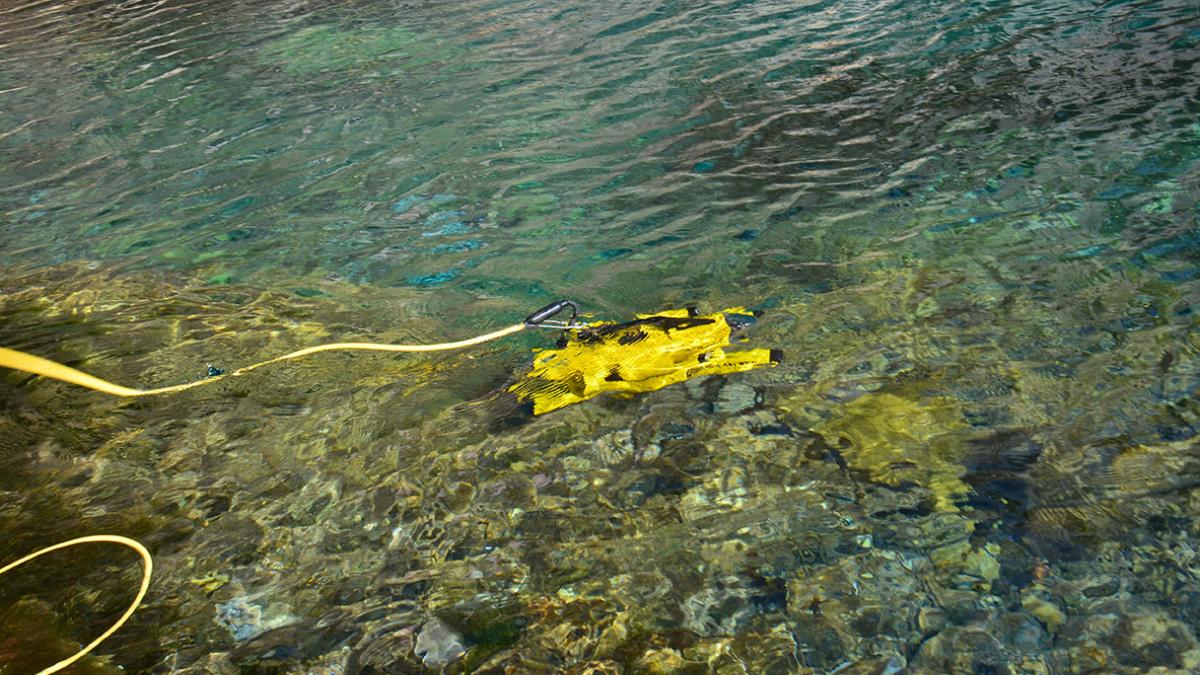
713 382 759 414
414 617 466 669
813 392 971 511
214 596 297 642
1021 592 1067 634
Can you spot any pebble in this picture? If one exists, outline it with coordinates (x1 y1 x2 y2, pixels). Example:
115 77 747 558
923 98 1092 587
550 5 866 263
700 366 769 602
414 617 466 669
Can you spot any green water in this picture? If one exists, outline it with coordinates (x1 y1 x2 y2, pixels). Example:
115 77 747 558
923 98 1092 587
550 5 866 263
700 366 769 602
2 0 1199 671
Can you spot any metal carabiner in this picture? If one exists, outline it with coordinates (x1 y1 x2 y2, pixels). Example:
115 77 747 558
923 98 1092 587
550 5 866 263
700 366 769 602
525 300 584 330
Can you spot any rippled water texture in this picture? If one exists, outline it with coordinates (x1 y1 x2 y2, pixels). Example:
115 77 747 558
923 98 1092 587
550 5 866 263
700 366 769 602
2 0 1200 671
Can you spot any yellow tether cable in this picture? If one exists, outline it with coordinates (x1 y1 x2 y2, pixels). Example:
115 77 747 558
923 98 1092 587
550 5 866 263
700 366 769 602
0 304 582 671
0 323 527 397
0 535 152 674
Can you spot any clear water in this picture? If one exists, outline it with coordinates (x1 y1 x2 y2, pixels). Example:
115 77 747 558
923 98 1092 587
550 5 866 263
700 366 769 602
1 0 1199 671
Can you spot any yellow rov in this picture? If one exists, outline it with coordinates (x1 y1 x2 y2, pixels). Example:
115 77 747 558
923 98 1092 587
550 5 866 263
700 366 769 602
511 305 780 414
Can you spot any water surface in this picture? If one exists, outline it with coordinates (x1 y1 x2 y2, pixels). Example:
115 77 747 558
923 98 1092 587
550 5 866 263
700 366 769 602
2 0 1199 671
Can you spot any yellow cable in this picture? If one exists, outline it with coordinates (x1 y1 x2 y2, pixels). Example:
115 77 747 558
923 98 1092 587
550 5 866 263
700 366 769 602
0 319 543 671
0 535 152 675
0 323 527 397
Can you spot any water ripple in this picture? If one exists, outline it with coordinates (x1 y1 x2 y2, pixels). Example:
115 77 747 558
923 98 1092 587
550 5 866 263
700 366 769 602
0 0 1195 307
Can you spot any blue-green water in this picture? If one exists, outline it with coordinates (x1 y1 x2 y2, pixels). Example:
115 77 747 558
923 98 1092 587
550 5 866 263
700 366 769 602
2 0 1199 671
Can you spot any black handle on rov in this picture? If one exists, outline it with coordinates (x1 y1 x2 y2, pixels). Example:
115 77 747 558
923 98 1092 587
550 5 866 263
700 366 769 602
525 300 581 329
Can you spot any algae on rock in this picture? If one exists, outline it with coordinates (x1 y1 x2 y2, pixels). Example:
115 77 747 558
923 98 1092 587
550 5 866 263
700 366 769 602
813 392 971 511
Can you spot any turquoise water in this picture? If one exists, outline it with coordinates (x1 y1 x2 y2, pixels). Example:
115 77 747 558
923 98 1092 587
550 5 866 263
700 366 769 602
2 0 1199 671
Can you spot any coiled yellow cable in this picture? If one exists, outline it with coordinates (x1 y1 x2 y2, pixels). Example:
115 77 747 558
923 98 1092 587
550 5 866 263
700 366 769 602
0 535 152 674
0 323 527 397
